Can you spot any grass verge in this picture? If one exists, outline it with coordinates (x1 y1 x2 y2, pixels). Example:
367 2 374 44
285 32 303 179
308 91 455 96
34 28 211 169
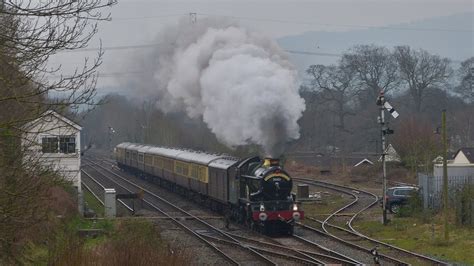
23 216 191 265
354 215 474 264
302 192 351 220
83 188 104 217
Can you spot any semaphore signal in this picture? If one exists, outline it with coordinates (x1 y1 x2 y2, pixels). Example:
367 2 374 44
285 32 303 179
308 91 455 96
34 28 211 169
376 90 399 225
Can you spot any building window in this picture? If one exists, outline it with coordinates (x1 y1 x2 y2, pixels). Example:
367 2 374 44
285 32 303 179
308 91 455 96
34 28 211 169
60 136 76 154
41 136 76 154
42 137 58 153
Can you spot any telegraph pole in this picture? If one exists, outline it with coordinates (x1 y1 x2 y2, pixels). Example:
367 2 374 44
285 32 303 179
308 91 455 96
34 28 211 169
376 91 398 225
442 109 449 241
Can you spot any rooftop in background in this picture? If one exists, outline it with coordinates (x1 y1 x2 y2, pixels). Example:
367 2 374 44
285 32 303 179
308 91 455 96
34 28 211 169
452 147 474 164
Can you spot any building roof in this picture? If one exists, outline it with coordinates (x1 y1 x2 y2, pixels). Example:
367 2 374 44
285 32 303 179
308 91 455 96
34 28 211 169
454 148 474 164
22 110 82 131
354 158 374 167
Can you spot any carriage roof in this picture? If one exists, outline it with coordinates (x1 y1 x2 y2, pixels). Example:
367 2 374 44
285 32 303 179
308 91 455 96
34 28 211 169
208 157 239 169
116 142 240 167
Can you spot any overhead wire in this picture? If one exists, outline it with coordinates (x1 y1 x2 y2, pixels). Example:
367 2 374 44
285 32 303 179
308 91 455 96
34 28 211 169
112 12 473 33
51 12 468 78
58 43 343 57
111 14 185 21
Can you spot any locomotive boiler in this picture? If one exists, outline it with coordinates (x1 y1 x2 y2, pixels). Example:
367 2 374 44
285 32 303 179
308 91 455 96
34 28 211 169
114 142 303 235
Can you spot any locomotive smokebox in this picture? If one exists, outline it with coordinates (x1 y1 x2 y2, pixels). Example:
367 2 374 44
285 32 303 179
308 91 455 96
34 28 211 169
263 157 280 167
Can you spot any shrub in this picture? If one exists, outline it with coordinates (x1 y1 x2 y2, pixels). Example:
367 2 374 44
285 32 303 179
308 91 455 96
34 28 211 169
397 191 424 218
454 184 474 227
50 218 191 265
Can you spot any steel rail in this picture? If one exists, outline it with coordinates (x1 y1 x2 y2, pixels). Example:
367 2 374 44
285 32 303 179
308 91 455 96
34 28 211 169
84 158 273 265
225 232 357 265
294 178 406 264
82 169 135 213
214 216 361 264
291 234 361 265
81 181 104 205
91 156 365 265
84 160 242 265
293 178 367 233
295 178 448 265
225 233 325 264
297 222 405 264
198 233 321 265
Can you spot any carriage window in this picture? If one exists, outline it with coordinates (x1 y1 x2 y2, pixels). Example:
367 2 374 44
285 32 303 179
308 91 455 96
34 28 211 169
199 167 207 182
164 160 172 171
175 163 182 174
182 164 189 176
191 165 199 179
145 155 152 165
153 157 161 167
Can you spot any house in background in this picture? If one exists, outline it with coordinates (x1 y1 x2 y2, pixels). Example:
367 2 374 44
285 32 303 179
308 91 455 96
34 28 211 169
433 148 474 177
22 110 83 212
353 158 374 168
419 148 474 209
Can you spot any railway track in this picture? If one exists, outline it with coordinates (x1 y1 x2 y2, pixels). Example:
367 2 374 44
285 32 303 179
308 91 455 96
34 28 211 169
87 155 402 264
84 157 345 265
81 169 135 213
90 155 447 264
294 177 448 265
95 155 372 264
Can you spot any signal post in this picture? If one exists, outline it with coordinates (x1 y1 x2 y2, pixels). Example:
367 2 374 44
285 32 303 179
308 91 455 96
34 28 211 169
376 91 398 225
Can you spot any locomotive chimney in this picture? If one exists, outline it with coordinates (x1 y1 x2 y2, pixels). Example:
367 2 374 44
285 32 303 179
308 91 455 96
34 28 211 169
263 157 280 167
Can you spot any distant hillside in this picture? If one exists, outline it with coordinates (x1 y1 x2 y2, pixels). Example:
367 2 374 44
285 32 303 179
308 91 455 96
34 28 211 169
278 12 473 73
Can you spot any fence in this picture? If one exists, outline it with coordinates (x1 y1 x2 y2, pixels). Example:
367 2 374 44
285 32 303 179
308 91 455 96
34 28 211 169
418 174 474 209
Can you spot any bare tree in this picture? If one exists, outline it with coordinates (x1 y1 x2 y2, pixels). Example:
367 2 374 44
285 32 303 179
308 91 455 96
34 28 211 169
306 64 358 171
393 116 441 174
0 0 116 128
341 44 399 103
394 46 452 112
0 0 115 263
307 64 358 135
454 57 474 101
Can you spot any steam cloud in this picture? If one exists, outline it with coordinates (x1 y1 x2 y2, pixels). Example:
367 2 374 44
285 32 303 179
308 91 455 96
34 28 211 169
131 18 305 156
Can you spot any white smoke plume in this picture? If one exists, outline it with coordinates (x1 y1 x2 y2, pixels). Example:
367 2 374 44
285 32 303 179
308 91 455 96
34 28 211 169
131 18 305 156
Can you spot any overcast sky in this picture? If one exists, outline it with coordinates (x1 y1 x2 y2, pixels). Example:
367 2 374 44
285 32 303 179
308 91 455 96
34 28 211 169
50 0 473 91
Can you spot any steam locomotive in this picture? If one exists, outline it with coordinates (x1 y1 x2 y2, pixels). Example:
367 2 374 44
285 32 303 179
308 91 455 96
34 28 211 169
115 142 303 234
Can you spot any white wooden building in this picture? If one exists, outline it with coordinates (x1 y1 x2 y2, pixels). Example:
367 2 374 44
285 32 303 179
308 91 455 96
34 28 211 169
419 148 474 209
22 110 82 193
433 148 474 177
